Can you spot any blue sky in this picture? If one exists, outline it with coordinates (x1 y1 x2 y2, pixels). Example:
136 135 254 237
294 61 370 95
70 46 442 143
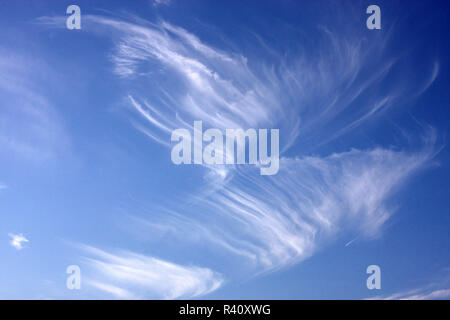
0 0 449 299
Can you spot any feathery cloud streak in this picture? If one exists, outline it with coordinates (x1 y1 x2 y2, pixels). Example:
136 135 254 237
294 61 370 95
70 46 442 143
136 136 436 272
35 11 441 297
79 245 223 299
75 15 437 154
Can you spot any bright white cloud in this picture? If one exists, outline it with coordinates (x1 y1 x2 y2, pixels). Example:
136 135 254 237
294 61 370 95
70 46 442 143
80 245 223 299
9 233 29 250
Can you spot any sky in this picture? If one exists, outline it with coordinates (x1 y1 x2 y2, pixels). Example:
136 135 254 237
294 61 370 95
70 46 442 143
0 0 449 299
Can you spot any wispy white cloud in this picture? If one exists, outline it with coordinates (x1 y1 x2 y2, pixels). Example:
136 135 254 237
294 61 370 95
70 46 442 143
36 12 441 294
399 289 450 300
79 244 223 299
89 282 134 299
367 268 450 300
35 15 294 148
368 287 450 300
35 14 439 154
50 13 439 275
9 233 29 250
130 131 436 273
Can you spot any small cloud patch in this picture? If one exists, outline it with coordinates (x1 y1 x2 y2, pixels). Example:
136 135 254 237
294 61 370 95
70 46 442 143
9 233 29 250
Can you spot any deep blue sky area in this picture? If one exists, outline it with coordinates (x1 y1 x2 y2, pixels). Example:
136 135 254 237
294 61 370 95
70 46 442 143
0 0 449 299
